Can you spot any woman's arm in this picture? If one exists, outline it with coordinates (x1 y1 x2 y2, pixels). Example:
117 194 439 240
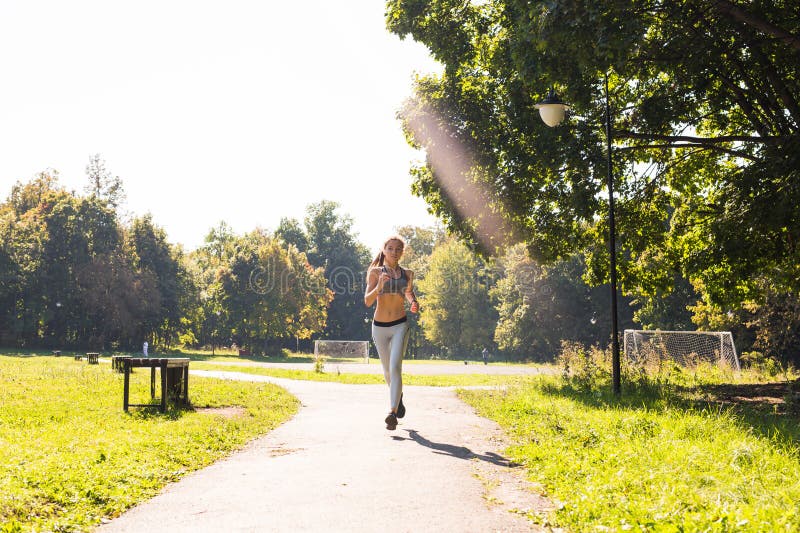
404 270 419 313
364 267 386 307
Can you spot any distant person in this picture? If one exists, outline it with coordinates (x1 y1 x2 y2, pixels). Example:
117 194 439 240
143 341 148 357
482 348 489 365
364 235 419 430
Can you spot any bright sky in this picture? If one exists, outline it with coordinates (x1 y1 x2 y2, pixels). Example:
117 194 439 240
0 1 441 252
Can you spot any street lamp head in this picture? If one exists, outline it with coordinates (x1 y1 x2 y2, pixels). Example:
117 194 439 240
534 88 569 127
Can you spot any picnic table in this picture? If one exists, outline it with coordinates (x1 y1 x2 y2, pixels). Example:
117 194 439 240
122 357 190 412
87 352 99 364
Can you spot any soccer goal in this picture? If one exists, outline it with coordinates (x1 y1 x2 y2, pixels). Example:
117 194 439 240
313 340 370 363
623 329 740 370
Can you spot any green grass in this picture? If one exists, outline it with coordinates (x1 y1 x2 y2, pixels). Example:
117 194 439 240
0 356 299 532
193 362 532 387
459 374 800 532
11 348 795 531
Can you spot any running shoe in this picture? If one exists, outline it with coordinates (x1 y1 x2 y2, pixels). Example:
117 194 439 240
385 412 398 430
396 394 406 419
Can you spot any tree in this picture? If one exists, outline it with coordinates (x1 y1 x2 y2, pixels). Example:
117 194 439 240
7 170 62 216
303 201 371 341
203 221 237 262
630 275 698 332
182 222 241 352
218 230 332 354
76 251 159 350
0 206 21 344
41 192 122 347
274 217 309 253
742 288 800 366
0 171 196 352
0 172 151 349
690 278 800 366
416 238 496 356
84 154 126 210
126 215 193 349
1 175 61 345
393 225 447 357
395 224 445 264
386 1 800 337
492 244 634 360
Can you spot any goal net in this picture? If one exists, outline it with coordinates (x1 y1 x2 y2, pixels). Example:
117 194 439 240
314 340 369 363
623 330 740 370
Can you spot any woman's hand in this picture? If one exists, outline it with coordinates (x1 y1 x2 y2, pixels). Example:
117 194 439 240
410 300 419 313
376 271 390 293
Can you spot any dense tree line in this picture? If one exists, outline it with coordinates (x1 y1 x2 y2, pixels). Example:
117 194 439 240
0 165 613 359
0 169 414 356
0 170 191 351
0 167 334 355
1 156 795 363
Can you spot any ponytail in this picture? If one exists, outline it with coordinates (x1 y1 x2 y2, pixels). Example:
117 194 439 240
366 251 384 283
372 251 385 267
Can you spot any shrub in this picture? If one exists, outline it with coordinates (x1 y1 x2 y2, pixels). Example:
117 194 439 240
557 341 609 391
314 354 326 373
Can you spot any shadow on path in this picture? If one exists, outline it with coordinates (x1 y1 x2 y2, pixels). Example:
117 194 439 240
395 429 516 467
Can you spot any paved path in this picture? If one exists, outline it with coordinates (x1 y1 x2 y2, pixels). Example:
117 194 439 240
97 371 553 532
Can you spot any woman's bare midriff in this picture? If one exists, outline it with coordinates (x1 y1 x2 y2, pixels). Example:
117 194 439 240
373 292 406 322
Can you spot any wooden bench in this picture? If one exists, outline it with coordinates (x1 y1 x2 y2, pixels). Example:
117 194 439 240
111 355 132 373
123 357 190 412
87 353 99 364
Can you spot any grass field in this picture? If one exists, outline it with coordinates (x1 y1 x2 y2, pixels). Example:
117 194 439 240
459 369 800 532
0 355 298 532
5 349 799 531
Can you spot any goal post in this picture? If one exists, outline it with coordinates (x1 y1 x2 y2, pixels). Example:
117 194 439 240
313 340 370 363
623 330 740 370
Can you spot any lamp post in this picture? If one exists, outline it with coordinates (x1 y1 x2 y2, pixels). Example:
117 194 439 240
535 73 622 395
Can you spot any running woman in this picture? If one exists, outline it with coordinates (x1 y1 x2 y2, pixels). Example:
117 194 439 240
364 236 419 430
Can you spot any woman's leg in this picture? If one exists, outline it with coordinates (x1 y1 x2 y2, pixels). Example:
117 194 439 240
372 324 393 393
387 322 410 411
372 322 410 412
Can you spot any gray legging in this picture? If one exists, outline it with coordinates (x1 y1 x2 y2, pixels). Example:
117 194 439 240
371 320 410 411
